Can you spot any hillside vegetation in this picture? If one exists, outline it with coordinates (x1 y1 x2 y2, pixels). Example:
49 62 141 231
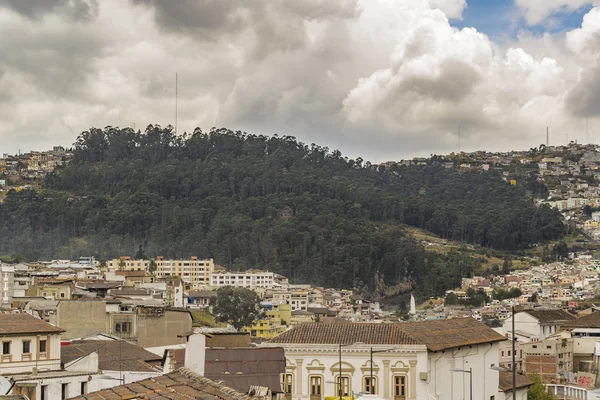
0 126 566 297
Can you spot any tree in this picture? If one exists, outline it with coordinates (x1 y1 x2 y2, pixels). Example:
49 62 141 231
583 205 593 217
148 260 157 273
118 259 126 271
527 373 555 400
553 241 568 261
502 257 513 275
212 287 264 331
135 244 147 260
530 292 538 303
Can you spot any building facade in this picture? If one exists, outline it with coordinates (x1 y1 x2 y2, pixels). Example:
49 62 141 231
265 319 508 400
0 264 15 306
210 270 275 289
155 257 214 287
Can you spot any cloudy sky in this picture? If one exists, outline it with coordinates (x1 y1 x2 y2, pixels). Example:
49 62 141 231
1 0 600 161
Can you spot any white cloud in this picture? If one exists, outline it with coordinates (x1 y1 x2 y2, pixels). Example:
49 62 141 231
0 0 600 160
514 0 599 25
428 0 467 19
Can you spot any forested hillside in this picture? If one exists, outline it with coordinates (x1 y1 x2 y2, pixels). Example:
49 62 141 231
0 126 566 297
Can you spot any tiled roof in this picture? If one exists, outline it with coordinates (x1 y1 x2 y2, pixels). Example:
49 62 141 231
498 372 534 392
561 311 600 328
269 323 420 346
397 318 506 352
522 309 575 324
0 313 64 335
269 318 506 351
69 368 252 400
61 340 162 372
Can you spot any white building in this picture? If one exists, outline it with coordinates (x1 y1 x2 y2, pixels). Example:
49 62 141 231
210 270 275 289
0 264 15 306
502 309 576 340
0 313 162 400
264 318 511 400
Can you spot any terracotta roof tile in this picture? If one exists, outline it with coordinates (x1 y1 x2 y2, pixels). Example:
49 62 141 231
61 340 162 372
560 311 600 329
522 310 575 324
269 318 506 351
70 368 252 400
498 372 534 391
0 312 64 335
269 323 420 345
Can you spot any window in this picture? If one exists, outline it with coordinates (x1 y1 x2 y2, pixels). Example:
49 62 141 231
283 373 293 394
22 341 30 354
336 376 350 397
490 396 495 400
508 350 511 356
501 351 504 357
62 383 69 400
547 346 552 349
39 339 47 353
393 376 406 399
2 342 10 355
363 376 377 394
60 293 65 298
310 376 322 398
81 381 88 395
41 385 48 400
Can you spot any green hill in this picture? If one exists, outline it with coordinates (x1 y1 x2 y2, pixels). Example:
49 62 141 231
0 126 566 297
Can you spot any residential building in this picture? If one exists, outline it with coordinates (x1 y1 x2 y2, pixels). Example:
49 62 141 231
186 290 216 309
503 309 575 340
242 318 286 339
523 331 573 382
0 313 64 375
0 264 15 306
265 318 507 400
106 257 151 271
155 257 214 287
210 270 275 289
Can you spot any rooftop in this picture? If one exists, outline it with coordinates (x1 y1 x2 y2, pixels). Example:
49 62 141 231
269 318 506 351
498 372 534 392
522 309 576 324
561 311 600 329
61 340 162 372
70 368 252 400
0 312 64 335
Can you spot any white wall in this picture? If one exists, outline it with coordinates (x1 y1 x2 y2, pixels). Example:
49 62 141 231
421 342 501 400
184 333 206 376
503 313 543 339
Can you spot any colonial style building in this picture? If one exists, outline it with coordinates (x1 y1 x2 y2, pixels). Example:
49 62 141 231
265 318 508 400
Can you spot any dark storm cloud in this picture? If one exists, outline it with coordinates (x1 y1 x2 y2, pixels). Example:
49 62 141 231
0 0 98 20
566 60 600 117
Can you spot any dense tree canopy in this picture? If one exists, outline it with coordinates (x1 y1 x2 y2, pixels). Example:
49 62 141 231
0 126 566 297
212 286 264 331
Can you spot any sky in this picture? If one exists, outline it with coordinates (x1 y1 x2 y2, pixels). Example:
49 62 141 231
1 0 600 162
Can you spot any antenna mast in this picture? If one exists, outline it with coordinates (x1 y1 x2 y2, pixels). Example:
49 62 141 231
546 127 549 147
458 125 461 153
175 72 178 135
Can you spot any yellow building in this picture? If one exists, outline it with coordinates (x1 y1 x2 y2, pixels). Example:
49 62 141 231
155 257 214 287
34 283 73 300
242 318 286 339
267 303 292 326
106 256 150 271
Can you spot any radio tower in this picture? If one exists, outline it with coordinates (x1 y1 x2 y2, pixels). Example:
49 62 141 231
546 127 549 147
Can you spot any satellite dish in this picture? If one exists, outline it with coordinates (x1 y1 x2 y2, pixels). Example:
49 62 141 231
0 375 12 395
